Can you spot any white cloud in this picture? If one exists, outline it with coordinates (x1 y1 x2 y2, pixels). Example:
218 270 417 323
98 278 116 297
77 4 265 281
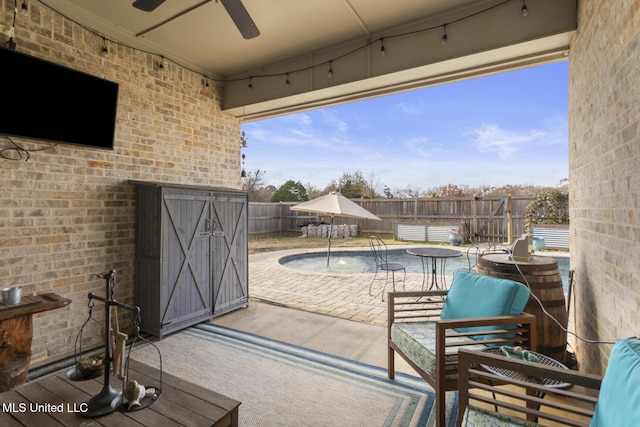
467 124 551 158
404 136 437 157
320 110 349 132
393 100 423 116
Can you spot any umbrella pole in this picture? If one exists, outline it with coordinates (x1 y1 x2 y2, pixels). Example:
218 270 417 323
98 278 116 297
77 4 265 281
327 216 334 266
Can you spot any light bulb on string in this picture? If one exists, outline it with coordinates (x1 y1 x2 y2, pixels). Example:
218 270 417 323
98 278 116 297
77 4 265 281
521 0 528 16
20 0 28 17
248 77 253 91
441 25 448 46
285 73 290 88
327 61 333 78
380 38 386 57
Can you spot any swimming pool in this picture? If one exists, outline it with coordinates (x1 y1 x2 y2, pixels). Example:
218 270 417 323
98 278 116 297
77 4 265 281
279 249 571 291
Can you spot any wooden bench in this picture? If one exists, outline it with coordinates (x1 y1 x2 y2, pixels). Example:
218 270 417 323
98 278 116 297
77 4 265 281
0 359 240 426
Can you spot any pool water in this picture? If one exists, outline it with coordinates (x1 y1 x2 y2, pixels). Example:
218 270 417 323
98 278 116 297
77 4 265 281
279 249 571 292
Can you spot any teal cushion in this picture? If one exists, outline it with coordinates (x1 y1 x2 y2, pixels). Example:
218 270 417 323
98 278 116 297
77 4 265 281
590 338 640 426
440 271 530 341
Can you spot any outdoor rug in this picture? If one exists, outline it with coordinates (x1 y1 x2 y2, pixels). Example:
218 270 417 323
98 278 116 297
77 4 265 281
130 323 459 427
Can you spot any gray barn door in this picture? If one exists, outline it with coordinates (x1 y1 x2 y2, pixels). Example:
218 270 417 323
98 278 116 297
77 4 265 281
211 193 248 316
161 191 213 332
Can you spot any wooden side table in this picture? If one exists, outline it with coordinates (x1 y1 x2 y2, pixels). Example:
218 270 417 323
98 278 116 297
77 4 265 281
0 293 71 392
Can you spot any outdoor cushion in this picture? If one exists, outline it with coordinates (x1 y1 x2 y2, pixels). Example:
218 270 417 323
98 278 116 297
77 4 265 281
440 271 530 341
390 321 486 379
590 338 640 426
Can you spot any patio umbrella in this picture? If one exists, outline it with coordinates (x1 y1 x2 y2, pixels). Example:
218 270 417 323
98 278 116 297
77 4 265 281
291 192 381 265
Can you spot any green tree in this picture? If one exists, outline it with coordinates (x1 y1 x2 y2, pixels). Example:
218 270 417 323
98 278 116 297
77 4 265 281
324 171 378 198
382 185 394 198
271 180 309 202
524 186 569 228
339 179 362 198
241 169 267 201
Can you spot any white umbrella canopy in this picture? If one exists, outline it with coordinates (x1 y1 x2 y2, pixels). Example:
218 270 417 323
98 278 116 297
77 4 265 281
291 192 381 265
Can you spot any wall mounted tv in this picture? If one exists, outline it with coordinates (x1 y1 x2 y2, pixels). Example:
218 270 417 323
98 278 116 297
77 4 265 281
0 47 119 150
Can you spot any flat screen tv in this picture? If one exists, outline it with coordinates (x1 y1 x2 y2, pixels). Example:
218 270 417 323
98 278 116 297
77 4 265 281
0 47 119 150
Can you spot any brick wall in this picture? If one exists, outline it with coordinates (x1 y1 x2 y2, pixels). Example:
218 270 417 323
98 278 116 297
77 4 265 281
569 0 640 374
1 2 241 364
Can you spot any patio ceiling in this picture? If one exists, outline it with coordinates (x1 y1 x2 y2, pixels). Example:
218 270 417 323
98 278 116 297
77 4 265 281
40 0 576 121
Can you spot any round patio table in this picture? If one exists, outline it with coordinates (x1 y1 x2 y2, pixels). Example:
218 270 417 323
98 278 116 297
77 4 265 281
406 247 462 290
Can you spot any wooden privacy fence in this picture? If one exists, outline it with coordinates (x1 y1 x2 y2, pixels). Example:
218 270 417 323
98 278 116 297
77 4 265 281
248 196 568 245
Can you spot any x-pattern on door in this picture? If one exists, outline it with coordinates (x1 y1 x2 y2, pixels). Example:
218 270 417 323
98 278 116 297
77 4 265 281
134 182 249 338
211 193 248 316
161 191 212 334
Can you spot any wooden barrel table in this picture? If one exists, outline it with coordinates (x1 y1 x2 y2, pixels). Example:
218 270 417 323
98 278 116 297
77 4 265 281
477 253 568 363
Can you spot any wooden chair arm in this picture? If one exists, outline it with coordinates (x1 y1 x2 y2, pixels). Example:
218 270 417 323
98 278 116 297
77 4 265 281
388 290 449 299
437 312 537 350
457 349 601 427
387 290 449 325
437 312 536 329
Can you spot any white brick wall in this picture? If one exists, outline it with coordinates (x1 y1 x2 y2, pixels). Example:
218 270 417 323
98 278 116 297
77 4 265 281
569 0 640 374
1 1 241 363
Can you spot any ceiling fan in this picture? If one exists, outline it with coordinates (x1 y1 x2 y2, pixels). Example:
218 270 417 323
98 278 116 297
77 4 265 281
132 0 260 39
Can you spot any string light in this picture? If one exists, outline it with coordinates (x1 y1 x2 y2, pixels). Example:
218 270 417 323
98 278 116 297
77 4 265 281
20 0 28 17
101 37 109 55
34 0 519 89
521 0 528 16
285 73 290 88
4 0 18 50
248 77 253 91
226 0 516 88
240 153 246 178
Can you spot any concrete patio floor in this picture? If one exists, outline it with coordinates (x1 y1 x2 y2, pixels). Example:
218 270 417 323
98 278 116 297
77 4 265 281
213 244 572 374
213 244 459 376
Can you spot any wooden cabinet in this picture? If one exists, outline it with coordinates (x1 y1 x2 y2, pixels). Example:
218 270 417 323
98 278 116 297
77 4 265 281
132 181 248 338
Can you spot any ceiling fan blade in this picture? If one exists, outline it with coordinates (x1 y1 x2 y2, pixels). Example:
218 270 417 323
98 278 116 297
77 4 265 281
220 0 260 39
132 0 166 12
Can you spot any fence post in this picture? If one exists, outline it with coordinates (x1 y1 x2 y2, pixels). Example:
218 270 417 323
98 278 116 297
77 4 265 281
506 195 513 244
473 195 479 241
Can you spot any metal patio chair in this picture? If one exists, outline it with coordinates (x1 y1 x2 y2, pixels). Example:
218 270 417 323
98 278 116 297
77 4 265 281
368 236 406 301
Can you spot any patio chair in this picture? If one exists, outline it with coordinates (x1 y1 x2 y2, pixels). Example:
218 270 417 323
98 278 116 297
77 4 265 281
368 236 406 301
388 271 537 427
454 241 508 274
457 337 640 426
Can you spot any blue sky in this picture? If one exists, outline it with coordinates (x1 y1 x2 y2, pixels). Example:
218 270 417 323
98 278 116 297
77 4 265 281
241 61 568 193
